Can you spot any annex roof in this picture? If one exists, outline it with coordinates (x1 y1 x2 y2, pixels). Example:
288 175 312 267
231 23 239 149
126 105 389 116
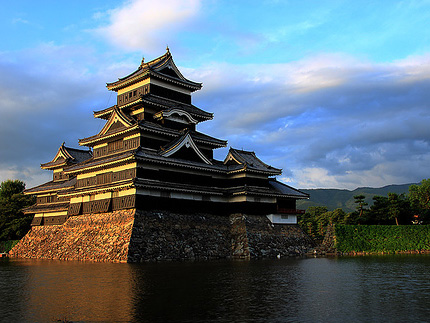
23 202 69 214
40 143 92 170
24 177 77 195
106 48 202 92
223 148 282 175
268 179 309 199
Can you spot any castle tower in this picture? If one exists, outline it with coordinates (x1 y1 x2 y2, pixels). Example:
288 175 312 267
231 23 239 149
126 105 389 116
24 49 308 227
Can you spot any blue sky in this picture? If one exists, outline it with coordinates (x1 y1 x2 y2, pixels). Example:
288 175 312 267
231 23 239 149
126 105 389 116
1 0 430 190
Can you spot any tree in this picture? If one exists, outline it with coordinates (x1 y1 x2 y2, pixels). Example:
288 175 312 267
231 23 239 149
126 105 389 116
353 194 368 217
388 193 402 226
298 206 328 240
409 179 430 224
409 179 430 210
368 195 389 224
0 180 35 241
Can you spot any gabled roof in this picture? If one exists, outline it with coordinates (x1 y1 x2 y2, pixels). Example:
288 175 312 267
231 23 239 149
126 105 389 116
106 48 202 92
224 148 282 175
97 107 136 136
40 143 92 170
160 132 213 165
79 108 138 146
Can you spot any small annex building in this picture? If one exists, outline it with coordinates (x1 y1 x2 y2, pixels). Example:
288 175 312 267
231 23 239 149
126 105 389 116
14 49 312 262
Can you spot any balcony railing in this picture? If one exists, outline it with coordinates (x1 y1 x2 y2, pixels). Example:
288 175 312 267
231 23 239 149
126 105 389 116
277 208 305 215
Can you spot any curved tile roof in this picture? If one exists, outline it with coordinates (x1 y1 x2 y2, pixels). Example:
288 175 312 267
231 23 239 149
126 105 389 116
106 49 202 91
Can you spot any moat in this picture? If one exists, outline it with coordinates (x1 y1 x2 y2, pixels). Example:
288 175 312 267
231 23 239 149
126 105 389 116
1 255 430 322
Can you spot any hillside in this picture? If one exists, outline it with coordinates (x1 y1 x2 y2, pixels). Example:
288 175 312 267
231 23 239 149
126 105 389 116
296 183 415 213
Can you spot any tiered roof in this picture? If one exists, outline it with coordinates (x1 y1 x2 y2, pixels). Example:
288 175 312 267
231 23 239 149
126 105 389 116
106 48 202 92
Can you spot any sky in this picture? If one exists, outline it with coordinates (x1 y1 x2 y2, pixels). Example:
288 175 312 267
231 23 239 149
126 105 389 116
1 0 430 190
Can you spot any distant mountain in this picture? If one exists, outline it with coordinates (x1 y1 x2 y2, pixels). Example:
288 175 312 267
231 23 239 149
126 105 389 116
296 183 415 213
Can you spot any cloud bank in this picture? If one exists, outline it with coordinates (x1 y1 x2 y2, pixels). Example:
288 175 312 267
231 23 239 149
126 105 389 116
193 54 430 189
1 0 429 191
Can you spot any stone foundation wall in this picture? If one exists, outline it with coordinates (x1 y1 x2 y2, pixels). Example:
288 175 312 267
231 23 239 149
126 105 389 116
128 210 232 262
10 210 314 262
245 215 315 258
9 209 135 262
230 213 250 259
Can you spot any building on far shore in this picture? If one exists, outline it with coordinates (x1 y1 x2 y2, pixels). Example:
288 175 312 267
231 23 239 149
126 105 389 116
24 48 308 225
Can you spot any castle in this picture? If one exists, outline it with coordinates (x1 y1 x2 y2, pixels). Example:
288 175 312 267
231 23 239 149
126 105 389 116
12 49 312 262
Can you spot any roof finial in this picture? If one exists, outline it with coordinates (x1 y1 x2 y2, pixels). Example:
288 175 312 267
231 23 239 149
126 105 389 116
166 45 170 53
62 141 65 147
140 56 145 67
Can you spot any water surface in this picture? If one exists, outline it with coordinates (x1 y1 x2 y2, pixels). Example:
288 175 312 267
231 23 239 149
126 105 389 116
1 255 430 322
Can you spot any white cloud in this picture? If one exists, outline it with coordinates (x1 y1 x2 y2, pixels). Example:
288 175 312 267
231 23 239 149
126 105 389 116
94 0 201 53
194 53 430 189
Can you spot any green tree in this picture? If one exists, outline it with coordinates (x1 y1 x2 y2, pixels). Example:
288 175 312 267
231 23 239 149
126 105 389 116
409 179 430 224
368 195 389 224
298 206 328 240
366 193 412 225
354 194 368 217
388 193 402 226
409 179 430 214
328 208 348 224
0 179 35 241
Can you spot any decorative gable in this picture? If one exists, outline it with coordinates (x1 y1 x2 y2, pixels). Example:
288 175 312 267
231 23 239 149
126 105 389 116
224 150 243 166
154 108 198 125
161 133 213 165
41 143 75 170
98 107 135 137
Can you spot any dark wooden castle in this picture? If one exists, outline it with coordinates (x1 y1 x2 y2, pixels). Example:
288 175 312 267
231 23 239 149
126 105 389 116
24 49 308 226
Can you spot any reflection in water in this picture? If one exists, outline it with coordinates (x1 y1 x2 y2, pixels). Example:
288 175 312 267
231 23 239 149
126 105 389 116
2 255 430 322
128 260 302 322
1 260 134 322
